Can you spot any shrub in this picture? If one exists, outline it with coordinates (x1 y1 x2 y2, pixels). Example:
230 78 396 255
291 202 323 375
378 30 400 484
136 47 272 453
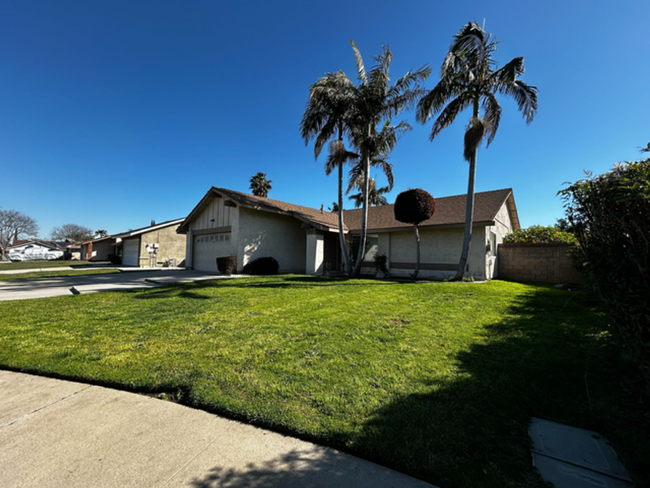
243 256 279 275
394 189 436 225
216 256 237 275
559 159 650 389
373 253 389 276
107 254 122 265
503 225 576 244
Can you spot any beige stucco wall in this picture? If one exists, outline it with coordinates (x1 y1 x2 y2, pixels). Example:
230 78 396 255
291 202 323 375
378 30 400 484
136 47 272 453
483 201 514 279
237 207 306 273
138 224 186 267
379 226 488 280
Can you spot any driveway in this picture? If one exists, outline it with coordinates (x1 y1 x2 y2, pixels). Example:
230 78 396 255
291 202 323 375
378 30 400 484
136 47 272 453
0 269 236 301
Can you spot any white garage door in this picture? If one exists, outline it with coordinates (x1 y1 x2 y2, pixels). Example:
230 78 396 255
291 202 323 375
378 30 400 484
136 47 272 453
122 239 140 267
193 233 231 272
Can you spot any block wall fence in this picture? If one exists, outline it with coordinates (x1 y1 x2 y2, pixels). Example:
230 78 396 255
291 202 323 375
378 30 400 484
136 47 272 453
498 243 582 284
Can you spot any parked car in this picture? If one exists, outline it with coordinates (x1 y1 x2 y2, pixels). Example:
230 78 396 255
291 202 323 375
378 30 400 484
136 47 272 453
8 245 64 262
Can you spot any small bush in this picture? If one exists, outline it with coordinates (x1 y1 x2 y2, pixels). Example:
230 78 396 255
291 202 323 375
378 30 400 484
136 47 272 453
374 253 389 276
503 225 576 244
216 256 237 275
243 257 279 275
107 254 122 265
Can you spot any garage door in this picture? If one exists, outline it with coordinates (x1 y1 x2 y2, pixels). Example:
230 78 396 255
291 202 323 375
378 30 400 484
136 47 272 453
122 238 140 267
193 233 231 272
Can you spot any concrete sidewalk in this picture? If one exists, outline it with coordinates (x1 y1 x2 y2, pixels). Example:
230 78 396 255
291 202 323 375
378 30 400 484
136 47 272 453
0 270 236 301
0 371 435 488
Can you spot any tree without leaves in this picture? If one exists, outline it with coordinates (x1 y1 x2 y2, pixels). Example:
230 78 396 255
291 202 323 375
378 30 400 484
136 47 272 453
0 209 39 260
249 172 272 198
51 224 94 242
417 21 537 280
394 189 436 279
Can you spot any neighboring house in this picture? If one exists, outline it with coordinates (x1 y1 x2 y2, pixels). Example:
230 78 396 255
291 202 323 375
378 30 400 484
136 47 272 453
113 218 186 267
7 239 64 262
80 236 117 261
178 187 520 280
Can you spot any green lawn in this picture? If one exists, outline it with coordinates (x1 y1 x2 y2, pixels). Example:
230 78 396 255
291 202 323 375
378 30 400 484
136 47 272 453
0 276 647 488
0 260 107 270
0 269 119 281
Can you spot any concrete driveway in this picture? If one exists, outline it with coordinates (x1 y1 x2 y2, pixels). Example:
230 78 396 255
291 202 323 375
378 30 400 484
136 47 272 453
0 371 435 488
0 269 235 301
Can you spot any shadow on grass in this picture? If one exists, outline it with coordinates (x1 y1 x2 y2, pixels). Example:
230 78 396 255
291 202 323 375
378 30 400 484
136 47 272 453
342 288 650 488
188 287 649 488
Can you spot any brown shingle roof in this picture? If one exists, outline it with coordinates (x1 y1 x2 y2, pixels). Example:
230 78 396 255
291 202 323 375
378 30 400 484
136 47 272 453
342 188 518 232
178 187 344 234
179 187 519 235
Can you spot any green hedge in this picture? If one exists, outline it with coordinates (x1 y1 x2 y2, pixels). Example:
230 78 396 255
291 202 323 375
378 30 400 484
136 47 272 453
503 225 576 244
559 159 650 390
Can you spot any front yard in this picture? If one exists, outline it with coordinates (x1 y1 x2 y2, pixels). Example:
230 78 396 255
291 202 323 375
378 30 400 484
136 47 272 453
0 276 647 487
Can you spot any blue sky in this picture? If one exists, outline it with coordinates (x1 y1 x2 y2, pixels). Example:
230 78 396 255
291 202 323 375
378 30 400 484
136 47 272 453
1 1 648 238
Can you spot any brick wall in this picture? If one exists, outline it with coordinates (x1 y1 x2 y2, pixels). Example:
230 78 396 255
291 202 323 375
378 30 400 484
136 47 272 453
498 243 582 284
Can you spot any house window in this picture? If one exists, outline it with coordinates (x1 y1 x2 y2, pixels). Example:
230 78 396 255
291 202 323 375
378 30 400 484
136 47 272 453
351 235 379 263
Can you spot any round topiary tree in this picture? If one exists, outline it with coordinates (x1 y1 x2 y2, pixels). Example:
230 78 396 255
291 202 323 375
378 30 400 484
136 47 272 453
394 189 436 279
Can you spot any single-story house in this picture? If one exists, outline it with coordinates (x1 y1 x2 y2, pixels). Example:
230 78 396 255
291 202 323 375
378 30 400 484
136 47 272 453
177 187 520 280
113 218 186 267
80 236 117 261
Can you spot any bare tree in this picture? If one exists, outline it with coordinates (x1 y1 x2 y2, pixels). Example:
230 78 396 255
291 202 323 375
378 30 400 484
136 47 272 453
0 209 39 260
51 224 93 242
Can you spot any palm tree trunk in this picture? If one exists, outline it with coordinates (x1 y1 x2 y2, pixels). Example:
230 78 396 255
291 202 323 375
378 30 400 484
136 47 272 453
338 159 352 274
454 150 477 281
352 149 371 277
413 223 421 279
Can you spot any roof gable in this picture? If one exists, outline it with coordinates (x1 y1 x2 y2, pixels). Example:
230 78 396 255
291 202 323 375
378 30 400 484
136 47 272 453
178 187 343 234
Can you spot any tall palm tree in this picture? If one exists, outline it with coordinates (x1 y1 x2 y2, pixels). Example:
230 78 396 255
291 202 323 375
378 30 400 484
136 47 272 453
249 172 272 198
348 176 390 208
300 71 356 274
417 22 537 280
346 41 430 277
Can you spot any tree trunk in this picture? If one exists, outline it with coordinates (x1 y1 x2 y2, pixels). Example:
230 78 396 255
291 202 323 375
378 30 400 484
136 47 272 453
454 150 477 281
413 223 421 279
338 159 352 274
352 149 371 277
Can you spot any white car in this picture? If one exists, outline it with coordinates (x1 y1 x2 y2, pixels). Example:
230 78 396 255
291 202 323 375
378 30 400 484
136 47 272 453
8 245 64 262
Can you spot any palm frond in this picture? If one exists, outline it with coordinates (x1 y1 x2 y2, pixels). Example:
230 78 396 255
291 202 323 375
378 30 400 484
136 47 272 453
481 92 502 147
498 79 538 124
324 140 359 176
428 95 472 141
450 22 488 58
350 40 367 84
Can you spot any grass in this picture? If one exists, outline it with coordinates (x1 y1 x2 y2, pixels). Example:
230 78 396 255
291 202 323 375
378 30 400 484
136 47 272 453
0 276 647 488
0 269 119 281
0 260 107 270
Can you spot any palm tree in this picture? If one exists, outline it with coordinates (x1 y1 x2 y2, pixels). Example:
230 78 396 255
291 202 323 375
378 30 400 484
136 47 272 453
348 176 390 208
346 41 430 276
301 71 356 274
640 142 650 153
417 22 537 280
249 172 272 198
